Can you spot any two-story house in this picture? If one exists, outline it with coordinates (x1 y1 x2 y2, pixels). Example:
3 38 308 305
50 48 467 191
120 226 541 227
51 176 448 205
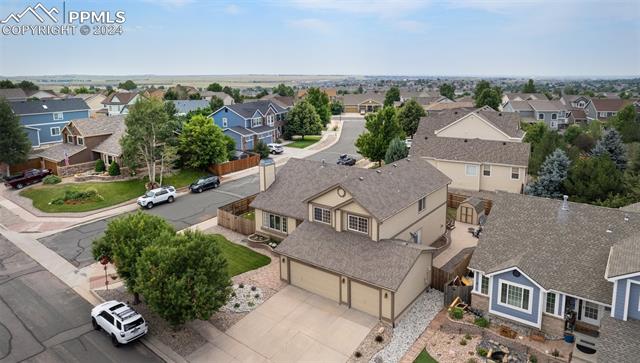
500 93 547 109
560 95 592 125
585 98 639 121
411 109 530 194
201 91 235 105
9 98 90 148
502 99 569 130
209 100 288 151
250 157 451 324
469 193 640 362
102 92 141 116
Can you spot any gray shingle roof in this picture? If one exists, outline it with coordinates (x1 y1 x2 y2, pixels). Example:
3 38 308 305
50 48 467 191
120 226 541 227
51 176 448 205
463 197 485 214
170 100 210 114
227 126 255 136
417 109 524 139
92 122 126 156
469 193 640 304
528 100 567 112
102 92 138 105
597 316 640 363
606 233 640 279
340 93 386 106
251 125 276 134
224 100 286 118
250 157 451 221
69 115 124 137
0 88 27 100
503 93 547 102
9 98 90 115
412 136 531 167
506 101 533 112
275 221 427 291
31 143 86 162
621 202 640 213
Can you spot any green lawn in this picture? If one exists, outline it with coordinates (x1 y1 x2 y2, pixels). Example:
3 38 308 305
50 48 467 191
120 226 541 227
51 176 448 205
447 207 458 220
211 234 271 276
287 135 322 149
20 169 204 213
414 349 438 363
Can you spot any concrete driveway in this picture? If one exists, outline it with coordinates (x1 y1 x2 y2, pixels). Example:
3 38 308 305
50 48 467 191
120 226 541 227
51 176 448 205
187 286 377 362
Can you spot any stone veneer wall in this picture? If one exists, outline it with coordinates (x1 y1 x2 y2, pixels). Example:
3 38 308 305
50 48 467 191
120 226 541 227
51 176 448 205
541 314 565 338
471 292 489 311
57 161 96 177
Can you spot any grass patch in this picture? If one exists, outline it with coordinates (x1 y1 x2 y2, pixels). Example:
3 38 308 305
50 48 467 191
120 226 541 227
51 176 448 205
210 234 271 276
414 349 438 363
287 135 321 149
447 207 457 220
241 210 255 221
20 169 203 213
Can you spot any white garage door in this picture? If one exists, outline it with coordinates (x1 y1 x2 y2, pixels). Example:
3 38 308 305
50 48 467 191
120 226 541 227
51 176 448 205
290 261 340 302
350 281 380 317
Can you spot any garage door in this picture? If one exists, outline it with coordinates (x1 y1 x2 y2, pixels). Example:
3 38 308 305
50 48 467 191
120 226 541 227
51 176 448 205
350 281 380 317
290 261 340 302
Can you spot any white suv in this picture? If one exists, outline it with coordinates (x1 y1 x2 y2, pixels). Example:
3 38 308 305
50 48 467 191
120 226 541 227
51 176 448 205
137 186 176 209
268 143 284 154
91 300 148 346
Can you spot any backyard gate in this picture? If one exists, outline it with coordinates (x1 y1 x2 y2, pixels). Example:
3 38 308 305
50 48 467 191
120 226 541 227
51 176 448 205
217 194 257 235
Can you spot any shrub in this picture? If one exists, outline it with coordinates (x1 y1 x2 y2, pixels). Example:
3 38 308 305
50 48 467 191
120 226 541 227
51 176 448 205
464 333 472 340
239 283 244 288
459 338 467 346
354 351 362 358
254 293 260 299
95 159 106 172
374 335 384 343
253 141 270 159
476 348 488 357
233 303 240 309
449 307 464 320
231 292 236 297
248 301 254 307
43 175 61 184
474 317 489 328
251 286 257 291
108 161 120 176
551 349 560 357
529 355 538 363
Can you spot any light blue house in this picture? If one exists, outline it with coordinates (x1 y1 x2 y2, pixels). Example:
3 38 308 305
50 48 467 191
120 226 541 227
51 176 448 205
502 99 569 130
468 193 640 361
9 98 90 148
209 100 288 151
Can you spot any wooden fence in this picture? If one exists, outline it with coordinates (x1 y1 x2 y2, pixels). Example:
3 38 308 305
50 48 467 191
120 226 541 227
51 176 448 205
431 249 474 292
208 153 260 176
217 194 257 235
447 192 493 215
444 284 473 306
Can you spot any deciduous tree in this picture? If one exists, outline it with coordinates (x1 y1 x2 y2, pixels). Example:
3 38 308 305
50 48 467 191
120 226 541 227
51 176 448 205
273 83 294 97
397 99 426 137
306 88 331 126
207 83 223 92
384 86 400 107
439 83 455 100
284 100 323 140
209 96 224 112
118 80 137 90
0 98 31 176
609 105 639 143
522 79 537 93
179 115 229 169
355 106 404 166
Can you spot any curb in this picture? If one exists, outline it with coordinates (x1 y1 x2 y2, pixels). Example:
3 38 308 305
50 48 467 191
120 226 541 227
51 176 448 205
89 289 187 363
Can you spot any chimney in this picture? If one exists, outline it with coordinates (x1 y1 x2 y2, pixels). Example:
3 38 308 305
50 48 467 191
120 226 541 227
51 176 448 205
561 195 569 211
259 158 276 192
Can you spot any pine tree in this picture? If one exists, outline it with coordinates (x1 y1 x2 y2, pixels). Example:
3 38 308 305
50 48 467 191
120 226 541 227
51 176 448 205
384 137 409 164
591 129 627 170
0 98 31 176
525 149 570 198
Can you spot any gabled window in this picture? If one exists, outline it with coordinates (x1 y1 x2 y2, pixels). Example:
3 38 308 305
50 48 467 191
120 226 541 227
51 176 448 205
482 164 491 177
77 136 84 146
313 207 331 224
67 134 73 143
347 214 368 234
480 275 489 295
538 113 544 120
222 117 228 128
53 112 63 121
251 117 262 127
498 280 532 313
418 197 426 212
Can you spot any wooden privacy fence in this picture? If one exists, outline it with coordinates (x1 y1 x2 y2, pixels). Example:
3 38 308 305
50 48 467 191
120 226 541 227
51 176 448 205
208 153 260 176
447 192 493 215
444 283 473 306
431 250 473 292
217 194 257 235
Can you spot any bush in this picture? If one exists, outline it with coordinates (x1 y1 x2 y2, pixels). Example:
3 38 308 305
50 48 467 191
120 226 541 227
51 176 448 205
107 161 120 176
95 159 106 172
474 317 489 328
476 347 488 357
529 355 538 363
449 307 464 320
375 335 384 343
459 338 467 346
253 141 270 159
43 175 61 184
464 333 472 340
354 351 362 358
551 349 560 357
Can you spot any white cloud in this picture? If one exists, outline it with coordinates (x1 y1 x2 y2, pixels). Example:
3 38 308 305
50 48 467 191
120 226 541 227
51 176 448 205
289 0 429 18
288 18 332 34
225 4 240 15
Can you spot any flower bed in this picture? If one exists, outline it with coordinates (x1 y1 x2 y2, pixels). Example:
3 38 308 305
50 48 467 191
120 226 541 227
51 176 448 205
222 283 264 313
247 234 280 250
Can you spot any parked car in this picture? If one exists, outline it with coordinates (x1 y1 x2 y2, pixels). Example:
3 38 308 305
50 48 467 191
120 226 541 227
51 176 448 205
360 109 366 115
189 175 220 193
267 143 284 154
3 168 52 189
337 154 356 166
91 300 148 347
137 186 176 209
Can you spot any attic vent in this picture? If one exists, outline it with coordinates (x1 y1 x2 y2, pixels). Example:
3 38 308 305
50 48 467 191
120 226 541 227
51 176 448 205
358 176 364 181
321 159 325 167
464 139 468 143
624 214 630 222
498 113 502 116
42 105 48 109
376 170 381 174
393 163 397 167
561 195 569 211
512 270 521 278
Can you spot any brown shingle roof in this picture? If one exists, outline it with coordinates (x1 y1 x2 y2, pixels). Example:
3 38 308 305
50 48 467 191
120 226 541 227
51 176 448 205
31 143 86 162
250 158 451 221
68 115 124 137
469 193 640 304
275 221 427 291
606 233 640 279
418 109 524 139
413 136 530 167
102 92 138 105
92 122 126 156
591 98 637 112
340 93 386 106
597 316 640 363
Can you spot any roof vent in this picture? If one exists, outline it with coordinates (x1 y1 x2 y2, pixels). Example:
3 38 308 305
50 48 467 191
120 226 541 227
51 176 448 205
321 159 325 167
42 105 48 109
561 195 569 211
393 163 397 167
502 142 506 145
376 170 381 174
624 214 630 222
424 136 428 140
498 112 502 116
454 111 458 114
464 139 468 142
358 176 364 181
606 228 613 233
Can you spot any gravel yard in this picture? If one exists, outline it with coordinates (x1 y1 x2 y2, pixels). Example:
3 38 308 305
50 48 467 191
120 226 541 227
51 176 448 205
371 289 443 363
348 322 393 363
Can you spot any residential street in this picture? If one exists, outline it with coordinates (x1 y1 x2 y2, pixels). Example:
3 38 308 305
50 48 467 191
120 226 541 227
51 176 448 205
0 235 161 363
306 116 365 162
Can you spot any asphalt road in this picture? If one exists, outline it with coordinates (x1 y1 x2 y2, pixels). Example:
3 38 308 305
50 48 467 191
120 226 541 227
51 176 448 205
38 116 364 269
0 235 161 363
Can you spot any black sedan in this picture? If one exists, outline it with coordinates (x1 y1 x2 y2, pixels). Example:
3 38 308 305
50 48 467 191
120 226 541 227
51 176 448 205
337 154 356 166
189 175 220 193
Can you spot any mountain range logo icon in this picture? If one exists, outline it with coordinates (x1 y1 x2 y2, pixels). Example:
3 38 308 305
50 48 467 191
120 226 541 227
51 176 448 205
1 3 59 24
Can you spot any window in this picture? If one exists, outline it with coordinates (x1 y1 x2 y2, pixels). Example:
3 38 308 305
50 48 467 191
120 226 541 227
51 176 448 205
482 164 491 177
347 214 368 234
222 117 228 127
511 167 520 180
499 281 531 312
418 197 426 212
599 112 607 118
465 164 478 176
545 292 557 314
538 113 544 120
251 117 262 127
583 301 599 321
99 311 114 325
116 321 122 330
50 127 61 136
53 112 63 121
313 207 331 224
263 212 288 233
67 134 73 143
77 136 84 146
480 275 489 295
551 113 557 120
267 115 274 126
578 101 585 108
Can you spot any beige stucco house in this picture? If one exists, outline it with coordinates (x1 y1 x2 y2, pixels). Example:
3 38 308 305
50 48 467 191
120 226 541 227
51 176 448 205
412 109 530 194
250 157 451 324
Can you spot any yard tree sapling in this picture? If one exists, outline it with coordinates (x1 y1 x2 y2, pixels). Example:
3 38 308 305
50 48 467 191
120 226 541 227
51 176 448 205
0 98 31 176
178 114 229 169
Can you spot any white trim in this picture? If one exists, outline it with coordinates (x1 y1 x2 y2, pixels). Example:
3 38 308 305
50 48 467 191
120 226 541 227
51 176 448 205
497 279 534 314
623 280 640 321
224 127 256 137
77 136 84 146
611 280 618 318
510 167 520 180
548 290 611 308
421 156 527 169
38 140 60 145
485 267 545 290
482 164 491 177
313 206 331 225
20 121 71 127
209 105 247 123
489 306 541 328
607 271 640 282
581 300 602 326
543 291 561 317
465 164 479 176
50 126 61 136
14 108 90 116
346 214 368 234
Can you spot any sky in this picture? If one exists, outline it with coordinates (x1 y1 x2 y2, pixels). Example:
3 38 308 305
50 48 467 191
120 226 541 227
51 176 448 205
0 0 639 77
